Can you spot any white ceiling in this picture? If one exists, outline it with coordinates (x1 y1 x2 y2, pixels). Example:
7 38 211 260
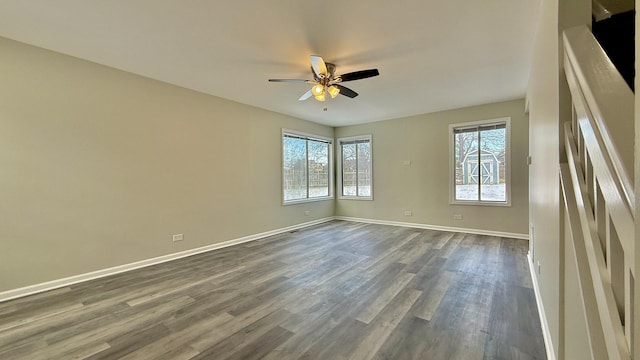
0 0 540 127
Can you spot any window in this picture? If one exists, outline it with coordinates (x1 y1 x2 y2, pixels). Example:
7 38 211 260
337 135 372 200
282 130 333 204
450 118 510 205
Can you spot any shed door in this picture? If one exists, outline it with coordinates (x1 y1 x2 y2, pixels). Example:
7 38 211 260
466 160 494 184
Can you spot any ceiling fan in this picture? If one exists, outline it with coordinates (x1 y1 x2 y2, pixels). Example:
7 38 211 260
268 55 380 102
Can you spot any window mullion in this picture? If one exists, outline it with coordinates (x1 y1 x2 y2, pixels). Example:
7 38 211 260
355 142 359 196
305 140 311 199
341 144 345 197
477 129 482 201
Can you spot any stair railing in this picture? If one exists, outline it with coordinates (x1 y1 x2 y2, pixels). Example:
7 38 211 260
561 25 634 359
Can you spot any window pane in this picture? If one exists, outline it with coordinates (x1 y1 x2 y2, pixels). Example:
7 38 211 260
308 140 329 198
454 130 479 201
357 142 371 197
479 127 506 201
341 143 357 196
283 136 307 201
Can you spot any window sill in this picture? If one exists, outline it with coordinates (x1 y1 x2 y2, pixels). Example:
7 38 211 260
450 200 511 207
338 196 373 201
283 196 334 206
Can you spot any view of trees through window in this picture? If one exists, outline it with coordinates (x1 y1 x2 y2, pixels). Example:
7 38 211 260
340 137 372 198
453 121 507 202
283 134 331 202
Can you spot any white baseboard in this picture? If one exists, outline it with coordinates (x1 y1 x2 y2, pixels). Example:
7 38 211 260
335 216 529 240
1 216 527 303
0 217 335 303
528 252 556 360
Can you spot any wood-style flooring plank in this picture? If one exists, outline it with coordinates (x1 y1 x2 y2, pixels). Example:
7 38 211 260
0 221 546 359
349 287 423 360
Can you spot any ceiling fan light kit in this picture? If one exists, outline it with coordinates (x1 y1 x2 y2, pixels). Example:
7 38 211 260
269 55 380 102
327 85 340 98
310 84 339 102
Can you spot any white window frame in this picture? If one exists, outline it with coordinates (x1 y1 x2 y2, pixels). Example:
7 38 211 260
449 117 511 206
337 134 373 200
282 129 334 205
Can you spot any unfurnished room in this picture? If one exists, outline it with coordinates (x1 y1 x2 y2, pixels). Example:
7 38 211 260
1 0 638 359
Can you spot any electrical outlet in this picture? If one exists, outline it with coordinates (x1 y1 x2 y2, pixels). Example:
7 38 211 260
304 210 310 216
172 234 184 242
403 160 411 166
453 214 463 220
404 210 412 216
537 260 541 274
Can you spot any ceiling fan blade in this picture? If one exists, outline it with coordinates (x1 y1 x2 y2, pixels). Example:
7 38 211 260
335 84 358 98
268 79 312 83
310 55 328 78
336 69 379 82
298 89 313 101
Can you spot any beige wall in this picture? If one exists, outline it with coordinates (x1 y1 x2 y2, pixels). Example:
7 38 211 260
334 99 529 236
527 0 591 357
527 0 562 355
0 37 334 292
635 0 640 355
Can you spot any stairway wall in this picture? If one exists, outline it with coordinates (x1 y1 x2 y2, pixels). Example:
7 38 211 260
526 0 591 357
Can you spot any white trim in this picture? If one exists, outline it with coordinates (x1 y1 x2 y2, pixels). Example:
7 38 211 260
334 216 528 240
562 26 634 210
1 216 529 303
449 117 511 207
336 134 373 201
0 217 335 303
281 196 333 205
337 196 373 201
335 134 372 143
449 200 512 207
528 252 557 360
281 128 333 143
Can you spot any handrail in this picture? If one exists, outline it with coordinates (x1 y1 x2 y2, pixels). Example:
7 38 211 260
563 25 635 274
561 24 635 359
560 164 609 359
563 124 630 359
592 0 634 21
563 26 635 214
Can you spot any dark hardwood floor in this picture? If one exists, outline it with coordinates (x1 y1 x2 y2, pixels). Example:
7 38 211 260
0 221 546 359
